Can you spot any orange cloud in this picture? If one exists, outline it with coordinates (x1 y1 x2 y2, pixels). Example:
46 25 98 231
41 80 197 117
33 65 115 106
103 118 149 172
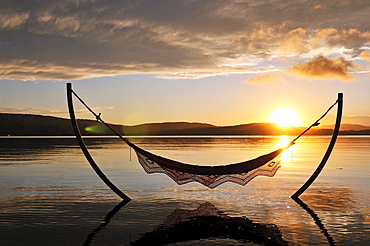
285 55 353 81
244 72 285 85
359 51 370 62
310 28 370 49
312 4 326 10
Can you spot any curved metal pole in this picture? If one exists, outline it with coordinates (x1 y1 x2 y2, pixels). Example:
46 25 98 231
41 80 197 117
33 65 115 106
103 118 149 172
66 83 131 201
291 93 343 199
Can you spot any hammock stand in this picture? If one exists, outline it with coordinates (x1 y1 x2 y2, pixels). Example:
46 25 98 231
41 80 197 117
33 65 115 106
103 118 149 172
66 83 343 201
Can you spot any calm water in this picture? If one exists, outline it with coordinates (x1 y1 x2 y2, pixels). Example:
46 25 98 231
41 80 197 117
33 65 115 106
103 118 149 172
0 136 369 245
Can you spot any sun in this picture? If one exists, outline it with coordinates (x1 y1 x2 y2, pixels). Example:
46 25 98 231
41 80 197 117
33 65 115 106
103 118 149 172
269 108 300 127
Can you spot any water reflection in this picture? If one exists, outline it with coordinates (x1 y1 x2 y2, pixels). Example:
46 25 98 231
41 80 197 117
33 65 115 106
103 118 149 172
276 135 295 163
127 136 288 154
297 187 353 212
82 201 292 246
131 202 290 246
0 137 81 164
82 200 130 246
288 186 369 245
292 197 336 245
1 136 369 245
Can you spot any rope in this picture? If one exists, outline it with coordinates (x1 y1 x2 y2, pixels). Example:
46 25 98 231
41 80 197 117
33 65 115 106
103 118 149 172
291 99 338 143
71 89 338 146
71 89 132 146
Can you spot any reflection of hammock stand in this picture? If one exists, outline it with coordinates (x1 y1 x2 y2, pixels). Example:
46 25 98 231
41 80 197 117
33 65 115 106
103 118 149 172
66 83 343 201
83 200 335 246
292 197 336 245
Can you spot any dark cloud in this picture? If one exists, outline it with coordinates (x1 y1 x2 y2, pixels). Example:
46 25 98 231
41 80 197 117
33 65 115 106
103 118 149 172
0 0 370 80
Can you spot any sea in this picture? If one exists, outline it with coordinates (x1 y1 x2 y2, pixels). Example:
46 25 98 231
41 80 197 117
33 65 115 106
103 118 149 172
0 136 369 246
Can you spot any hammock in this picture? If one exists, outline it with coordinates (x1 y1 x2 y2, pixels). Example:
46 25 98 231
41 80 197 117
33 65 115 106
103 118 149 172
133 143 287 189
66 83 343 201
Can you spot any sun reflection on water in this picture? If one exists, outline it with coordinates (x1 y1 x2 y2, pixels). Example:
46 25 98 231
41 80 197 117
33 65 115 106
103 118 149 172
276 135 295 163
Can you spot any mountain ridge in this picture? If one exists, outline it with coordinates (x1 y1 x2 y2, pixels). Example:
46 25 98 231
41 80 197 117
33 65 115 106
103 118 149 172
1 113 370 136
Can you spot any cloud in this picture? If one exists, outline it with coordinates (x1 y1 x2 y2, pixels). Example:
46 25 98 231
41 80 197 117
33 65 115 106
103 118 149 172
245 54 357 84
310 29 370 50
0 9 29 29
0 106 113 117
0 59 168 80
233 26 370 58
159 66 280 79
285 55 354 81
1 0 370 80
359 51 370 62
0 107 67 116
244 72 286 85
232 25 312 55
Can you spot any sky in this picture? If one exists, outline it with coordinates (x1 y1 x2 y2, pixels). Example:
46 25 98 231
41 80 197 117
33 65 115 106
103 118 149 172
1 0 370 127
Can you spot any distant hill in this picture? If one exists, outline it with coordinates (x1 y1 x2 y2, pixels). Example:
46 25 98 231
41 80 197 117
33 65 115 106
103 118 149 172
317 123 370 135
1 113 370 136
319 124 370 131
0 113 73 136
